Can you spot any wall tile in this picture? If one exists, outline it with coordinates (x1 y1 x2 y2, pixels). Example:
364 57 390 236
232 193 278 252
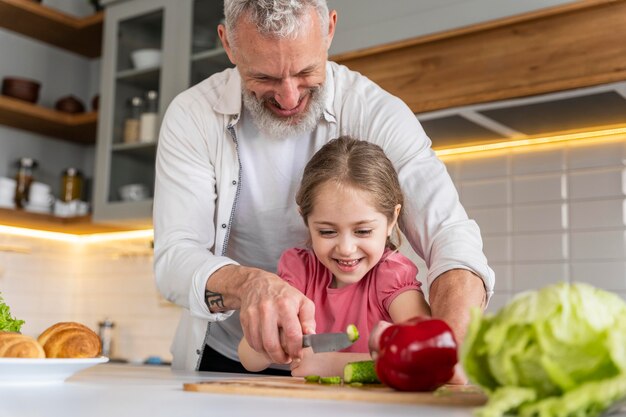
512 147 565 175
485 293 511 314
513 233 568 262
483 236 511 263
513 203 566 233
567 140 626 170
569 167 625 200
570 261 626 291
570 230 626 260
459 179 509 208
458 153 509 180
466 206 510 235
513 174 565 203
569 199 625 230
512 263 569 291
490 263 512 291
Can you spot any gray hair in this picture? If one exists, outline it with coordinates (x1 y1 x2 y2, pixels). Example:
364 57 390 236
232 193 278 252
224 0 329 45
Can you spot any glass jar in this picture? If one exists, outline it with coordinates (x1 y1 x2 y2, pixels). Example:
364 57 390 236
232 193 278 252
123 96 143 143
14 157 38 209
61 167 83 202
139 90 159 143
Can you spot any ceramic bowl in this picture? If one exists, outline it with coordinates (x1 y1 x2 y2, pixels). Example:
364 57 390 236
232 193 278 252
1 77 41 103
55 95 86 114
119 183 149 202
130 49 162 69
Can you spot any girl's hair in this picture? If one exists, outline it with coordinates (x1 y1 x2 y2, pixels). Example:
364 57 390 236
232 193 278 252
296 136 404 250
224 0 329 46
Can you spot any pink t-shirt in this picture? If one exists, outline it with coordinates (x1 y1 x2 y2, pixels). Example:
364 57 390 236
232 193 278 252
277 247 423 353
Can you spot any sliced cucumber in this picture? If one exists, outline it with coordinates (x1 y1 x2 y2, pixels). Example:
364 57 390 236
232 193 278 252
304 375 320 383
346 324 359 342
319 376 342 384
343 360 380 384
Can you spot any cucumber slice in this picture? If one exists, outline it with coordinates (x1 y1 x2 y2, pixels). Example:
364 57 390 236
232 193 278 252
343 360 380 384
346 324 359 342
304 375 320 383
319 376 342 384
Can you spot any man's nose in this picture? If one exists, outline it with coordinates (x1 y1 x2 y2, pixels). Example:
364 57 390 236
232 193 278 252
274 78 300 110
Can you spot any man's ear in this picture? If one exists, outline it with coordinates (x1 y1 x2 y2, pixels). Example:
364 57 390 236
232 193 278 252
218 23 236 65
326 10 337 49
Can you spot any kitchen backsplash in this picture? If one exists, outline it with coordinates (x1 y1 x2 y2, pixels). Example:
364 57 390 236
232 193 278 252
0 235 179 363
1 135 626 362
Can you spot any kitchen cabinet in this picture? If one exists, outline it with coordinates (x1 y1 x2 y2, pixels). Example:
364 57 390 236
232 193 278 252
0 0 101 142
93 0 232 225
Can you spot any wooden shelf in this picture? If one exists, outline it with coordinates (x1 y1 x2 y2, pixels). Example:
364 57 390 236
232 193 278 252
0 207 148 234
0 0 103 58
0 95 97 144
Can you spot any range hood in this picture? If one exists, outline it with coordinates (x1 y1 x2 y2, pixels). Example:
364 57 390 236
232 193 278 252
417 81 626 149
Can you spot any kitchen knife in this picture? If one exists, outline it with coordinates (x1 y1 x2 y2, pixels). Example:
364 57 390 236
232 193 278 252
302 332 354 353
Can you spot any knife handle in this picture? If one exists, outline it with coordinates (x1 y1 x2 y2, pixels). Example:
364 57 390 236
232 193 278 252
302 334 312 348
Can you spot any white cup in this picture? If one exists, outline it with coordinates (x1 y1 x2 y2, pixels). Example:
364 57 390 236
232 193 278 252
119 183 149 202
28 181 53 207
0 177 16 199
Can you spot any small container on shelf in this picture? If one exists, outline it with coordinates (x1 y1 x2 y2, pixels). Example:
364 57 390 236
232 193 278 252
61 167 83 202
139 90 159 143
14 157 38 209
123 96 143 143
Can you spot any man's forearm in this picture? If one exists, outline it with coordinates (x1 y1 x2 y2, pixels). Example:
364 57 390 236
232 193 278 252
428 269 487 345
205 264 263 313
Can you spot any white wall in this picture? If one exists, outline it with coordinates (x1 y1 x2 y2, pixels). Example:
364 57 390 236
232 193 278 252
328 0 578 55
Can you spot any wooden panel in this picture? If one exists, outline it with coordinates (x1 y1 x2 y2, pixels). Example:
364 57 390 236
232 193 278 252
184 376 487 406
0 0 103 58
0 207 147 234
0 96 97 144
332 0 626 113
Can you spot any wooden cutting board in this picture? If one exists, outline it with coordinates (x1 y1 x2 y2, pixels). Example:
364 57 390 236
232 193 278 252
183 376 488 406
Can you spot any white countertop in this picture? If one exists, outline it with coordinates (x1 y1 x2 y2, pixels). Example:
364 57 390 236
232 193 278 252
1 363 478 417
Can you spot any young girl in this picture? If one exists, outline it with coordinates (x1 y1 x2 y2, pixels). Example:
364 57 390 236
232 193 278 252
238 136 431 377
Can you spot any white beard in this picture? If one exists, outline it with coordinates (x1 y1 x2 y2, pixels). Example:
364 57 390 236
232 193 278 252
242 83 327 140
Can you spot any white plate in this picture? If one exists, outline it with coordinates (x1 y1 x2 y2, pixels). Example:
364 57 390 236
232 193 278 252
0 356 109 385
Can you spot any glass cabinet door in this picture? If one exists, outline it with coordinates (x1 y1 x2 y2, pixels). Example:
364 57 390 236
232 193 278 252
109 9 163 204
189 0 233 87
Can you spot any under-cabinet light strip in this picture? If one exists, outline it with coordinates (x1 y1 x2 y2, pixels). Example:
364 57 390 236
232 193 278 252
434 126 626 158
0 225 153 243
2 126 626 242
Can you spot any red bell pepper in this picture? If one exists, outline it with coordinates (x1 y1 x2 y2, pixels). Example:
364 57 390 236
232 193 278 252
375 316 458 391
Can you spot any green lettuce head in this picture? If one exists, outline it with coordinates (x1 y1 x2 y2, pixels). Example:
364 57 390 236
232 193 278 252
0 293 25 333
462 282 626 417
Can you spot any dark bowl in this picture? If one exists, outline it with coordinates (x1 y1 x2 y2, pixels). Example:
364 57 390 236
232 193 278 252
55 95 86 114
1 77 41 103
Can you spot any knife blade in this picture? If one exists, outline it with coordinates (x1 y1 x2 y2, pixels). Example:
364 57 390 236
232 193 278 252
302 332 354 353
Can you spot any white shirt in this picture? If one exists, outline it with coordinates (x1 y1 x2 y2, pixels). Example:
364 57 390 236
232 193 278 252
153 62 495 370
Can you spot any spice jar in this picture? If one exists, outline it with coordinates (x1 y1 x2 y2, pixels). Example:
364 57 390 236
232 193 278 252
98 318 115 357
139 90 158 143
123 96 143 143
14 157 38 209
61 167 83 202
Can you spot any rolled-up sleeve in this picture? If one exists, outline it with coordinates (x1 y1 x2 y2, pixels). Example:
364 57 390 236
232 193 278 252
153 95 236 322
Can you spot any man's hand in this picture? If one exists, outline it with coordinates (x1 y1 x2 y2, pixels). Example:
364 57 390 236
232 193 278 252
429 268 486 384
207 264 316 364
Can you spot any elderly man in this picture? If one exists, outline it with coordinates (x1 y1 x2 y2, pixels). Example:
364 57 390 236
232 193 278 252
153 0 494 380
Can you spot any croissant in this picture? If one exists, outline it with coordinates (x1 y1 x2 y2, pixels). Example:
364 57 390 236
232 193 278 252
0 332 45 358
37 322 101 358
